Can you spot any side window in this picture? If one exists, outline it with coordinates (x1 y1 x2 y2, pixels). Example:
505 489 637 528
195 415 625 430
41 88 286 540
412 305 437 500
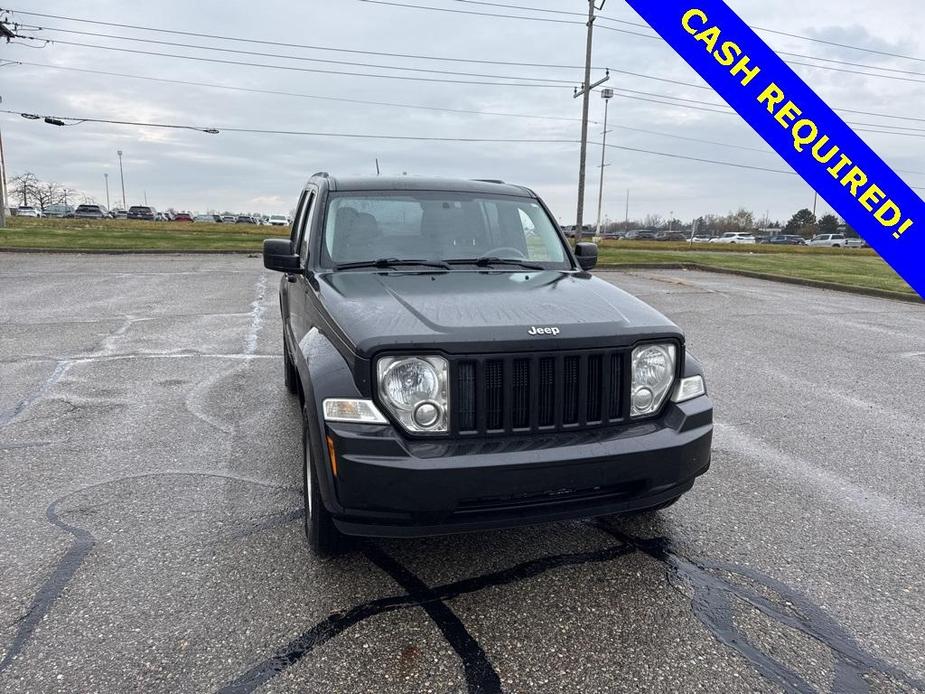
290 191 307 250
289 190 315 261
299 192 317 262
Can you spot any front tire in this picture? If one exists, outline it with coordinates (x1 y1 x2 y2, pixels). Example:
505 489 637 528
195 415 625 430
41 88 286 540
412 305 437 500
303 422 343 557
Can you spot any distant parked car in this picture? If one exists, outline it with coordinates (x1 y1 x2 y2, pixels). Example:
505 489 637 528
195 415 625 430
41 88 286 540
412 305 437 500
128 205 156 221
845 237 867 248
654 231 688 242
221 215 237 224
236 215 258 224
43 204 74 218
808 233 847 248
267 214 291 227
173 212 194 222
624 230 657 241
768 235 806 246
690 233 713 243
710 232 756 244
74 204 108 219
194 214 218 223
16 206 40 217
154 213 169 222
110 208 128 219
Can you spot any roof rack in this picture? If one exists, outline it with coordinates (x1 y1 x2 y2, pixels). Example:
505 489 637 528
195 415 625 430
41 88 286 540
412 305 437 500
311 171 330 178
471 178 505 184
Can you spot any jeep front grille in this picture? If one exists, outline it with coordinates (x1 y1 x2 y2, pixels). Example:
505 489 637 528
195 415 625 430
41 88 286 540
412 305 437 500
451 350 626 435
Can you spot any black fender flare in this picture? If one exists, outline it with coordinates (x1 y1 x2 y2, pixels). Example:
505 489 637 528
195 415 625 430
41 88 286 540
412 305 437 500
290 327 367 515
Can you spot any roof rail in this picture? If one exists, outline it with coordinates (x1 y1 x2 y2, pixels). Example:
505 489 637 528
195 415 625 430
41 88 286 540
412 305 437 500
472 178 505 184
311 171 330 178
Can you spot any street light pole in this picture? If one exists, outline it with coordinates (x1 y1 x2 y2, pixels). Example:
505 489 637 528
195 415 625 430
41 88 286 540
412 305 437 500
117 150 126 209
104 173 110 210
595 88 614 237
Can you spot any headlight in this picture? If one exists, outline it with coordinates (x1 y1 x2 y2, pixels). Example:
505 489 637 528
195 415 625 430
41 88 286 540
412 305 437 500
377 356 449 433
631 343 677 417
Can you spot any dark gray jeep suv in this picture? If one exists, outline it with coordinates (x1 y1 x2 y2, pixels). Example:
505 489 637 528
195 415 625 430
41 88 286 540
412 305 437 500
263 174 713 555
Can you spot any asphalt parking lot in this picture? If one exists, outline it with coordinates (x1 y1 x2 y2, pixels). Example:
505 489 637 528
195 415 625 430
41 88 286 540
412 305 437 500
1 253 923 693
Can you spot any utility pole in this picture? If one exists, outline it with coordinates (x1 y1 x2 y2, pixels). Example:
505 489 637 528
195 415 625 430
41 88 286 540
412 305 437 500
573 0 609 246
625 189 630 228
117 150 126 208
812 191 818 218
375 158 380 176
0 94 7 228
595 88 614 237
104 173 110 209
0 126 7 228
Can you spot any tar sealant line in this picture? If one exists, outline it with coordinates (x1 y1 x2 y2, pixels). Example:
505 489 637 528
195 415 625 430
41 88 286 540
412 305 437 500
0 471 299 676
595 523 925 694
243 274 268 357
714 421 925 549
0 359 73 429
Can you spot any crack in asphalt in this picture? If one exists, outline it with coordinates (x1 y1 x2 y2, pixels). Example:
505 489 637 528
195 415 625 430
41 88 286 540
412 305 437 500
3 478 923 694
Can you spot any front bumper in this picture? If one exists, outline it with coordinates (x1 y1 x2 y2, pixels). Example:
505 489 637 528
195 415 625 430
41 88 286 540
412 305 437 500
322 396 713 538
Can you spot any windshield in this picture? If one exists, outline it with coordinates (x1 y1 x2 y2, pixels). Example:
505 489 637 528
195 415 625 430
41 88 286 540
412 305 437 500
321 191 570 269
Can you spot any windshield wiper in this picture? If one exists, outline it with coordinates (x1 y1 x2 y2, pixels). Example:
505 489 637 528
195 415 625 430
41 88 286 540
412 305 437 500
334 258 451 271
446 256 545 271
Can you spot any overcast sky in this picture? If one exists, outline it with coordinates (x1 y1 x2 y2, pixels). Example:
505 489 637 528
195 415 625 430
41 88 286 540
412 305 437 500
1 0 923 222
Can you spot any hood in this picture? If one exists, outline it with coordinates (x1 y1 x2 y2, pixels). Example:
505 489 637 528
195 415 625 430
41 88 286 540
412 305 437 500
315 270 681 357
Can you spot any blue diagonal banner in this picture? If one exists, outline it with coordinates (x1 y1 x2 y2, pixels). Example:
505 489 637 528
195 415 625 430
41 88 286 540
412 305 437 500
624 1 925 298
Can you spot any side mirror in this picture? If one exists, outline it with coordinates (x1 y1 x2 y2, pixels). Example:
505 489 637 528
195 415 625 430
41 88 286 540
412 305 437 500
574 242 598 271
263 238 301 273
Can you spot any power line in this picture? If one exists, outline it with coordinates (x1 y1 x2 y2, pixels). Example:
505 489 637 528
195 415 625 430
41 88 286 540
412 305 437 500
784 58 925 86
33 25 577 84
1 5 712 91
595 9 925 64
5 109 219 133
751 25 925 65
357 0 662 39
12 60 592 123
776 50 925 78
448 0 586 17
357 0 584 25
39 39 570 88
3 6 595 70
15 8 925 90
5 107 922 187
0 107 801 177
599 142 794 176
23 50 918 138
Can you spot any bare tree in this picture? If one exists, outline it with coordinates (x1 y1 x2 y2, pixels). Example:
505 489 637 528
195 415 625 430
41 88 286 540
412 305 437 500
9 172 38 207
32 180 63 212
642 213 663 229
